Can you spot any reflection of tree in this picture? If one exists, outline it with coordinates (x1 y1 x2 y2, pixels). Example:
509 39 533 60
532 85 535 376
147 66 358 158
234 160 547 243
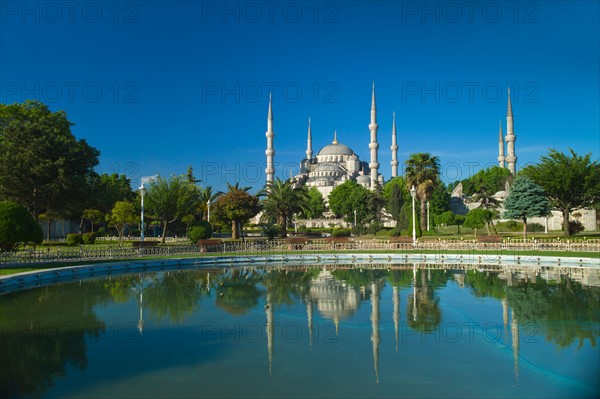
386 269 414 288
407 269 443 333
263 268 316 308
215 269 261 315
104 276 137 303
507 276 600 349
144 271 204 323
464 270 507 300
0 282 109 399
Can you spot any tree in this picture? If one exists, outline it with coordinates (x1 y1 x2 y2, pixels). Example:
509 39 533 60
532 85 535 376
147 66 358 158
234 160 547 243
198 186 219 221
504 175 551 239
213 186 260 239
522 149 600 236
463 208 493 237
82 209 104 233
328 180 371 225
0 201 43 251
301 187 325 219
107 201 138 245
428 182 450 227
188 221 212 242
261 178 309 236
0 100 100 220
145 175 200 243
472 185 500 234
405 153 441 230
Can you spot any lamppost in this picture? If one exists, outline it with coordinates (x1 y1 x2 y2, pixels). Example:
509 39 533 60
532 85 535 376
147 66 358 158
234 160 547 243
139 182 145 242
207 200 211 222
426 201 430 232
354 209 357 227
410 185 417 244
294 213 298 234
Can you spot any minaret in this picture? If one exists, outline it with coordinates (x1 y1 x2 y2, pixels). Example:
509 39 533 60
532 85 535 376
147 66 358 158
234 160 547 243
307 299 313 349
368 82 379 189
391 112 398 178
265 93 275 186
505 87 517 174
306 117 313 160
371 282 380 384
498 120 505 168
511 309 520 380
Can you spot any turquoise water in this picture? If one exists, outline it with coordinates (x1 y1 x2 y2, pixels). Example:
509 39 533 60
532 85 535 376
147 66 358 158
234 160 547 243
1 264 599 398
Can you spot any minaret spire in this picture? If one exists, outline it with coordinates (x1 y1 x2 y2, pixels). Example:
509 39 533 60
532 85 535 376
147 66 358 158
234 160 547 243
368 82 379 189
306 117 313 159
265 93 275 186
391 112 398 178
505 87 517 174
498 120 505 168
371 282 380 384
333 130 338 144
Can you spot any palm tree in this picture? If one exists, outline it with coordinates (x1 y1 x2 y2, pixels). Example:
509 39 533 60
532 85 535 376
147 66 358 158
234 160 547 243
405 153 440 230
261 178 309 237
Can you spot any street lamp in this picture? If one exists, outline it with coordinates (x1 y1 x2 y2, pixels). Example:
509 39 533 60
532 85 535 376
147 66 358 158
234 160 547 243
410 185 417 244
426 201 430 232
139 182 146 242
207 200 211 222
354 209 357 227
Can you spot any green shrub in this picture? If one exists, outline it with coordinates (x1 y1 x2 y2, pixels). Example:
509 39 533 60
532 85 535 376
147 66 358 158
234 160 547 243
496 220 523 232
82 232 97 244
376 229 393 237
0 201 43 251
351 225 367 236
390 228 402 237
568 220 584 235
528 223 544 232
96 227 106 237
332 228 351 237
66 233 84 246
262 224 282 240
188 221 212 242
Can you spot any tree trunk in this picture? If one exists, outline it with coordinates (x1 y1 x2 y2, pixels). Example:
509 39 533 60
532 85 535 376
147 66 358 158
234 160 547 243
232 220 239 240
162 220 168 243
420 199 427 233
91 221 95 233
281 214 288 237
522 218 528 240
79 217 84 234
562 209 570 236
474 227 477 238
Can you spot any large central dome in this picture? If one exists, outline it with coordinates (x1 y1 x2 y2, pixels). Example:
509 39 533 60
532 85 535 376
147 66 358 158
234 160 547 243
317 142 355 156
317 132 355 156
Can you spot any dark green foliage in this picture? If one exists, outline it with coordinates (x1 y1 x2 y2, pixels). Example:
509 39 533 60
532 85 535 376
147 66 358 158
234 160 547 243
463 209 493 236
568 220 584 235
301 187 325 219
0 101 100 219
527 223 545 232
188 221 212 241
262 223 282 240
66 233 84 246
496 220 523 232
504 175 551 239
0 201 44 251
82 232 97 245
522 148 600 236
213 185 260 240
331 228 351 237
261 178 309 236
405 153 441 230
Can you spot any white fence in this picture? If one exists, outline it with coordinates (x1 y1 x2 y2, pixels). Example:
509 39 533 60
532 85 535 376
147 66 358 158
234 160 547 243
1 238 599 266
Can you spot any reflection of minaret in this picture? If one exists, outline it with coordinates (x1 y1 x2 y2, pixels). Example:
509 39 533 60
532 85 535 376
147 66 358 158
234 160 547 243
502 299 508 343
511 309 519 380
138 291 144 334
265 93 275 185
393 286 400 352
371 283 380 384
266 294 274 376
307 299 313 349
207 272 211 292
390 112 398 178
368 82 379 189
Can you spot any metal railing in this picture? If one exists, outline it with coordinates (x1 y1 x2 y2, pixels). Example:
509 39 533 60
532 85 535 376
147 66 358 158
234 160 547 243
1 238 598 266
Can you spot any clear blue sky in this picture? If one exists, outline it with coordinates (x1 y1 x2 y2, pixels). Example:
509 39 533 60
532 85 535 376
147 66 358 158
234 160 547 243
1 1 598 193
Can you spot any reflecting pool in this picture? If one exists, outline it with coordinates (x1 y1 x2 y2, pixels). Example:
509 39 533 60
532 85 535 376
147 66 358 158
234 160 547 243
1 264 599 398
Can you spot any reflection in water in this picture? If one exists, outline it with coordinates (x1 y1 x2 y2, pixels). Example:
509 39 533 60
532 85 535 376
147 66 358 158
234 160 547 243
1 263 598 398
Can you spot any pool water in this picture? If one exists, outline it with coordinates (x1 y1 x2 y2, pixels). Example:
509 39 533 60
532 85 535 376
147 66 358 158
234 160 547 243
1 264 599 398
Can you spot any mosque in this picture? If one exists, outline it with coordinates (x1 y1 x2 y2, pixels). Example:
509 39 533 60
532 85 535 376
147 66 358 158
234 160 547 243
264 83 517 202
